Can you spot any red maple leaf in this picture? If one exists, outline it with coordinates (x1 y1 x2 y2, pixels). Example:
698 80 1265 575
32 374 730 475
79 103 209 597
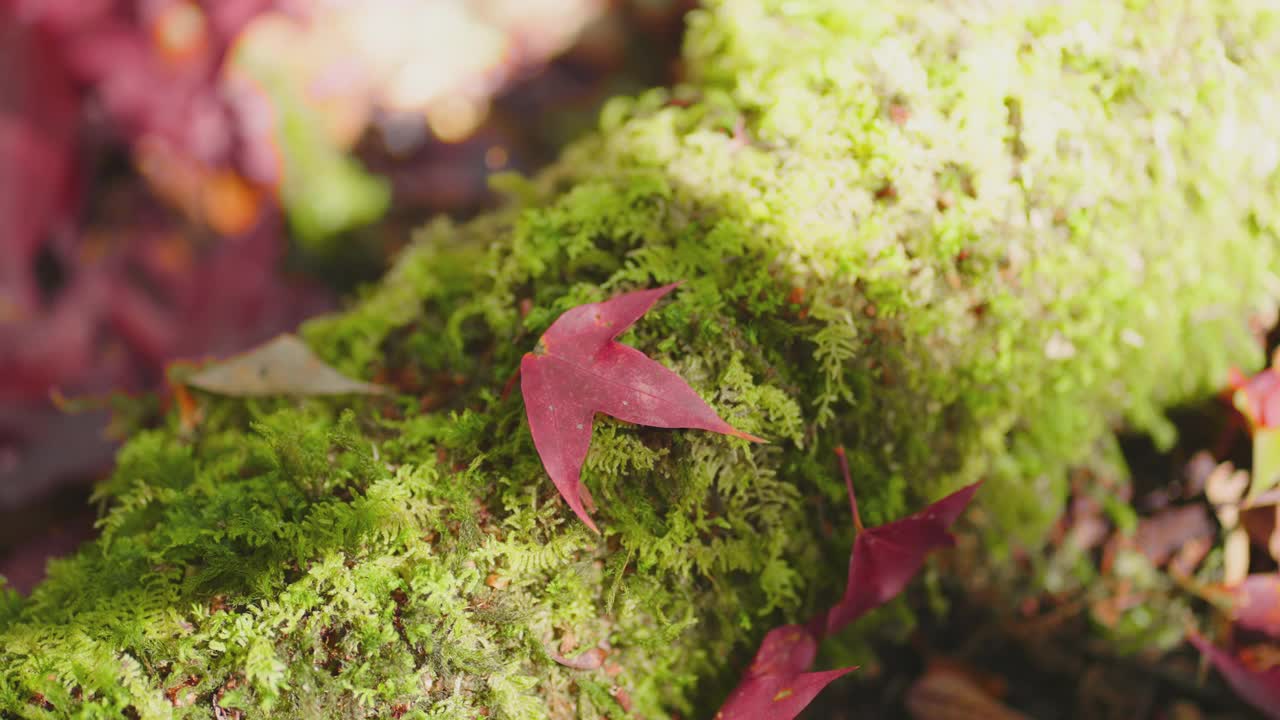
716 449 982 717
520 283 764 532
714 624 855 720
822 447 983 634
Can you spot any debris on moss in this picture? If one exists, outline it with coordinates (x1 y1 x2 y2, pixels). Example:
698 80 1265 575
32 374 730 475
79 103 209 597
3 0 1279 717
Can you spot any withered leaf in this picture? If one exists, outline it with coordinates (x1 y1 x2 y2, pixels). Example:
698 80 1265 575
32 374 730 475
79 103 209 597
185 334 387 397
905 662 1030 720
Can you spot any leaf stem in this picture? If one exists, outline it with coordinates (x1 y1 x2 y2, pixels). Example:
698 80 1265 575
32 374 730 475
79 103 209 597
834 446 863 532
500 364 522 402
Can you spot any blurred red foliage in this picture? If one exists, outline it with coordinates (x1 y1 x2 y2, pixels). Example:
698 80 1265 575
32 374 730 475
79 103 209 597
1 0 327 508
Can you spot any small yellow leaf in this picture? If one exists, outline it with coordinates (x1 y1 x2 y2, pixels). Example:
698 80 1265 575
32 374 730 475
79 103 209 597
1250 427 1280 503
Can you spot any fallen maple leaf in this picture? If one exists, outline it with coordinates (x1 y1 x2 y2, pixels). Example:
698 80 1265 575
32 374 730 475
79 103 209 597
520 283 764 532
905 661 1030 720
184 334 387 397
715 625 855 720
823 446 982 634
716 449 982 718
1189 631 1280 720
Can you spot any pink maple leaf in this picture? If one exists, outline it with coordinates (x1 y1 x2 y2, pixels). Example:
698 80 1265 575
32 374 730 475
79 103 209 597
520 283 764 532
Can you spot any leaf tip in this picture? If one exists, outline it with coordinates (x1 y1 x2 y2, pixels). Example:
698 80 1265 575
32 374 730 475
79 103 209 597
574 510 601 534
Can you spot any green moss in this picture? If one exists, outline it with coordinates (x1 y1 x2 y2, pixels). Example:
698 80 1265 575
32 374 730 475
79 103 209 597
4 0 1279 717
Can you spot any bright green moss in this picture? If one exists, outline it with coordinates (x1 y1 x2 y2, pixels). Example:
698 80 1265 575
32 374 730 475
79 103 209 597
4 0 1280 717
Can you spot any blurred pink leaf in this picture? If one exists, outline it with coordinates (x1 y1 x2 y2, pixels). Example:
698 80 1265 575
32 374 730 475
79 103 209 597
1231 574 1280 639
7 0 113 31
0 13 80 314
1189 631 1280 720
1130 504 1215 568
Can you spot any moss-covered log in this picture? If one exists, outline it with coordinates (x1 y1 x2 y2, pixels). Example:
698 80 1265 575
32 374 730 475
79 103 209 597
3 0 1279 717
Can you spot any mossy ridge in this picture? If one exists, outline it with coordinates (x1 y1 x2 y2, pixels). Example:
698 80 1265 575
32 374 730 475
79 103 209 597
3 0 1280 717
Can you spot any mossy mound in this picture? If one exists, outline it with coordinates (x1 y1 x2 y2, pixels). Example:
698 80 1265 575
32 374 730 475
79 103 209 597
3 1 1279 717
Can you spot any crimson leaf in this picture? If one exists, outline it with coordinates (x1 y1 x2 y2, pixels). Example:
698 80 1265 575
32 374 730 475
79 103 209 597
520 283 763 532
716 449 981 718
714 625 855 720
823 447 982 634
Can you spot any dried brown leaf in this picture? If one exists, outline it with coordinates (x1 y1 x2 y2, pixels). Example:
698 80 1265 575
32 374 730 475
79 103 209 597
185 334 387 397
905 665 1030 720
